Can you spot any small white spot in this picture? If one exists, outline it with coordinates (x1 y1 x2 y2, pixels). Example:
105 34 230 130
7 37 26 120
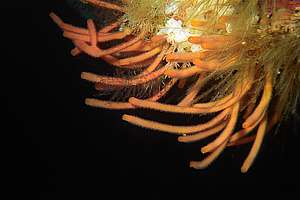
225 23 232 33
191 44 202 52
252 15 260 24
165 0 180 15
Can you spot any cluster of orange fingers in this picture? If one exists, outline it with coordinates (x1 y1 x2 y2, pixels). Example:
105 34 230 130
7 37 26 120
121 70 273 173
50 0 277 173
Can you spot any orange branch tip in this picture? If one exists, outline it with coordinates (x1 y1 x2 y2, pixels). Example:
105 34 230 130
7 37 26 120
190 140 227 170
200 102 240 154
49 12 64 27
84 0 125 12
85 98 135 110
241 116 268 173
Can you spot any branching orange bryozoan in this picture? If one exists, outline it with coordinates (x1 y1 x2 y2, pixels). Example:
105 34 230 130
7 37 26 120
50 0 300 173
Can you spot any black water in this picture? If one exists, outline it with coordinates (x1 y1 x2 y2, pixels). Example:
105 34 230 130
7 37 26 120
3 1 299 199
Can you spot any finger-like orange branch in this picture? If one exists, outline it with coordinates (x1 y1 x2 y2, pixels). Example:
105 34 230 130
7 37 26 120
84 0 125 12
243 71 272 128
177 121 227 143
122 108 229 134
82 63 169 86
178 74 206 106
63 29 131 43
227 135 255 147
230 110 266 143
50 12 88 35
201 101 240 153
87 19 97 46
166 51 209 62
189 140 228 169
114 46 162 66
164 66 204 79
241 116 268 173
85 79 177 110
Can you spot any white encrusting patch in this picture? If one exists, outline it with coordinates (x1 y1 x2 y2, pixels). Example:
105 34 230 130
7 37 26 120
157 18 191 43
157 0 235 52
157 17 203 52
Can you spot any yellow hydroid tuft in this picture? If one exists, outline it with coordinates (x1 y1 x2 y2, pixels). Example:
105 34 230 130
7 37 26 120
122 0 167 35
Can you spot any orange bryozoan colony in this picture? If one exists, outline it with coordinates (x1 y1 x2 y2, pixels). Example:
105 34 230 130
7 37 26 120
50 0 300 172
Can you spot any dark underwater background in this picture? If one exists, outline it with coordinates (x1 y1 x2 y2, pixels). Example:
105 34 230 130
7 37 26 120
3 0 299 199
